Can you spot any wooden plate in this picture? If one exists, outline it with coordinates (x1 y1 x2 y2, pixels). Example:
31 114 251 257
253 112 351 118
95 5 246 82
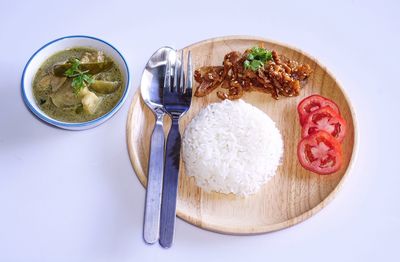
126 36 357 234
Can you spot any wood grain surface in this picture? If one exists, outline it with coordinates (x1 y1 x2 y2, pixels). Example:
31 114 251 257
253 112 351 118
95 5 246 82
126 36 357 234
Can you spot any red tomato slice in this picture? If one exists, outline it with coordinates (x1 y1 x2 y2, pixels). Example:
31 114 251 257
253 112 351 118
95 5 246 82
297 95 340 125
297 131 342 175
302 106 346 142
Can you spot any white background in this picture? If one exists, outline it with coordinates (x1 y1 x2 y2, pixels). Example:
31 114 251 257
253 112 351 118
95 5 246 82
0 0 399 261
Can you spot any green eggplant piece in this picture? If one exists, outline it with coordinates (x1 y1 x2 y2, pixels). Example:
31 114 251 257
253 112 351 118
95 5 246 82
53 61 113 76
90 80 120 94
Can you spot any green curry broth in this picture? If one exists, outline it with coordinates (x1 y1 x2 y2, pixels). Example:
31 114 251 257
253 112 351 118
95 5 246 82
33 48 124 122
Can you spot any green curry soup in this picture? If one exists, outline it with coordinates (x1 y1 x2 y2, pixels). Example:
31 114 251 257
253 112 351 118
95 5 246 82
33 47 124 122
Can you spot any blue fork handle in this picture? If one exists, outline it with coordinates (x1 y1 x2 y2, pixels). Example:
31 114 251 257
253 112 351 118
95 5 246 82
159 117 181 248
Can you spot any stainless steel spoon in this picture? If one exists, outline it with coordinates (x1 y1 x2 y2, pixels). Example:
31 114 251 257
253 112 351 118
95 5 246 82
141 47 174 244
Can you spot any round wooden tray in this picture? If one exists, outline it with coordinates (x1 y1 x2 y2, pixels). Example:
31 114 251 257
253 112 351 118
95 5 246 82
126 36 357 234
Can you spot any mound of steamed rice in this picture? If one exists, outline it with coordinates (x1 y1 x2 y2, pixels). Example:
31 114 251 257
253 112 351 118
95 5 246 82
182 99 283 196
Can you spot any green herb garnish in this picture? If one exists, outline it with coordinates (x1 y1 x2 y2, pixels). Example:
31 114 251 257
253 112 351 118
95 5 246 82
244 46 273 71
64 58 94 94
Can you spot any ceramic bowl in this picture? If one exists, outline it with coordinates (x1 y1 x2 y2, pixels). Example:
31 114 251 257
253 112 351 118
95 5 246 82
21 35 130 130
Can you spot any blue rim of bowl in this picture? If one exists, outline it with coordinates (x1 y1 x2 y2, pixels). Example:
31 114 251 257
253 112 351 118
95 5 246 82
21 35 131 128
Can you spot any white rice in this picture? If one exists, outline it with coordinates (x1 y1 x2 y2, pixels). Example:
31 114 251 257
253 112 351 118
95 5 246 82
182 99 283 196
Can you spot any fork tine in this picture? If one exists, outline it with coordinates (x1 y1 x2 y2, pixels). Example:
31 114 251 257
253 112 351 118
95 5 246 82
185 51 192 95
179 50 184 94
164 51 172 91
172 51 181 93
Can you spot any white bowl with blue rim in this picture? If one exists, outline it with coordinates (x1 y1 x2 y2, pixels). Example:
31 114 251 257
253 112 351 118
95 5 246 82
21 35 130 130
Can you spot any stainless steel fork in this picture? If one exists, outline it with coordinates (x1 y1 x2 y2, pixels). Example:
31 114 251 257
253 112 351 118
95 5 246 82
159 49 192 248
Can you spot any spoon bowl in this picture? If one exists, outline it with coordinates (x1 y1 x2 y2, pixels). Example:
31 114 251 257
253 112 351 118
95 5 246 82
141 47 174 114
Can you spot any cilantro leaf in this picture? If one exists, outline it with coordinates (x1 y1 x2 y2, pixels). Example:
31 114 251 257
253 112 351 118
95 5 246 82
243 46 273 71
71 75 85 94
244 60 251 69
82 74 94 84
64 58 81 77
250 60 264 71
63 58 94 94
